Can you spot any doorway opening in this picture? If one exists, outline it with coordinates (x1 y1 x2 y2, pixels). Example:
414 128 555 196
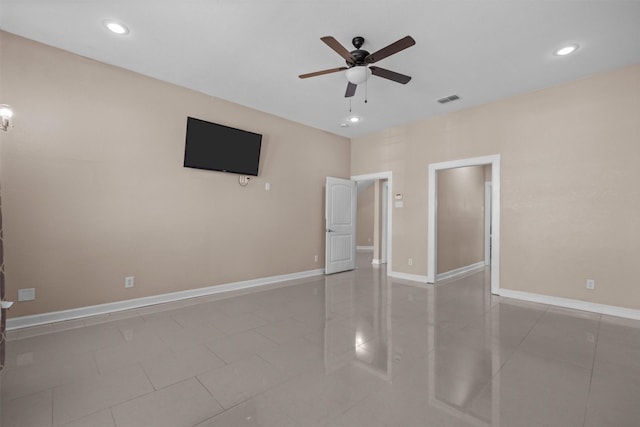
352 172 393 275
427 155 500 294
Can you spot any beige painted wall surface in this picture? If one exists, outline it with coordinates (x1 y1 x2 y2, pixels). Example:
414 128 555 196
356 184 374 247
0 32 350 317
437 166 485 274
352 64 640 310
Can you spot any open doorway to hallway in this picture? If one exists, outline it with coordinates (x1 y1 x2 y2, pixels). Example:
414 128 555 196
355 180 388 265
427 155 501 294
352 172 393 273
435 164 491 281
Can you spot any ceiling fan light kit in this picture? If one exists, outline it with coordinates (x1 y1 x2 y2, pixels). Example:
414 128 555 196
299 35 415 99
345 66 371 85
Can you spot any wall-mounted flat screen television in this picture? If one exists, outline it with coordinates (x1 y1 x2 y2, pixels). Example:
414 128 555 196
184 117 262 176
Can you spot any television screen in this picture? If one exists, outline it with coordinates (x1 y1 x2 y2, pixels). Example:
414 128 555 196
184 117 262 176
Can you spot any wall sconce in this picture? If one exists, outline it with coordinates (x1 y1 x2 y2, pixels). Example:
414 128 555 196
0 105 14 131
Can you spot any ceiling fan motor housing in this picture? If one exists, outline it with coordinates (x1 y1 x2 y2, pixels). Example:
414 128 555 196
349 49 370 66
349 36 369 66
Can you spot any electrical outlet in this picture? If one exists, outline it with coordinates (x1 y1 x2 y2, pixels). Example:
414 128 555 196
408 258 413 266
18 288 36 301
314 255 319 262
586 279 595 290
125 276 135 288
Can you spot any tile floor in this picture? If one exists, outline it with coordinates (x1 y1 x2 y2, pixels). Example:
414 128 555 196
2 252 640 426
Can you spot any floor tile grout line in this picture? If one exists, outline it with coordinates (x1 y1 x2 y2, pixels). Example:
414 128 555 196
201 340 232 366
50 385 54 427
513 306 605 372
56 407 114 427
138 359 161 392
484 302 549 381
109 408 117 427
193 364 285 419
582 315 602 427
512 303 549 351
2 353 103 404
62 361 159 426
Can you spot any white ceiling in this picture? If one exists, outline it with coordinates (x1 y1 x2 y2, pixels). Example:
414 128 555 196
2 1 640 138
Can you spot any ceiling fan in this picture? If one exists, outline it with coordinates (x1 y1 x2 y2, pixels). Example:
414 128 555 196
299 35 416 98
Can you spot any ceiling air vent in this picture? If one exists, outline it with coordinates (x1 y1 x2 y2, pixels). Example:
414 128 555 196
437 94 460 104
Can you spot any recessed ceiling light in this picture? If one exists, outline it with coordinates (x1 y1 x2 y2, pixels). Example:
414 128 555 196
554 44 578 56
340 123 349 128
105 20 129 35
348 116 360 123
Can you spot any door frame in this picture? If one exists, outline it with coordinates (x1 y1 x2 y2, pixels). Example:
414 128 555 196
485 181 492 266
427 155 500 294
351 171 393 275
381 180 388 264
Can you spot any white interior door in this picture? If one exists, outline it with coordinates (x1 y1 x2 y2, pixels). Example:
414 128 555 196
325 177 357 274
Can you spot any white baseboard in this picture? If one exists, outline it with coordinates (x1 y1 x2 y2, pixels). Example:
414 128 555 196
436 261 486 282
388 270 429 283
498 288 640 321
371 259 381 265
12 266 638 329
7 269 325 330
356 246 374 251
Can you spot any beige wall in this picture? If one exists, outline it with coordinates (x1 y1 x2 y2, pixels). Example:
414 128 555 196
352 64 640 310
356 184 374 247
437 166 485 274
0 32 350 318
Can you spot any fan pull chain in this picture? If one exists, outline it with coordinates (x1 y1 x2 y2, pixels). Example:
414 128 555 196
349 97 352 113
365 79 368 104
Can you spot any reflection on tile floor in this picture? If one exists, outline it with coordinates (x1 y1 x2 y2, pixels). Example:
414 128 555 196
2 252 640 426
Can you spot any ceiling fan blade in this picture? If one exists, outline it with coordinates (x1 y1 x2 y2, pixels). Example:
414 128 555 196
370 66 412 84
299 67 348 79
321 36 355 65
345 82 357 98
365 36 416 64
